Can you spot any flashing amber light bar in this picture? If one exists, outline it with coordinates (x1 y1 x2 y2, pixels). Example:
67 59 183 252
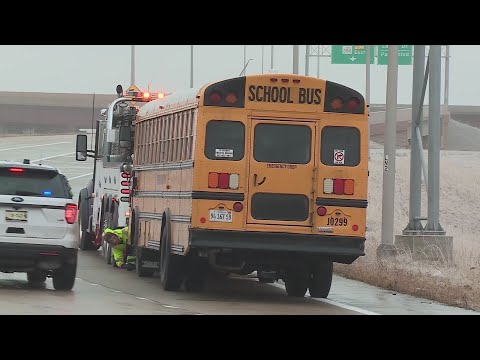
124 90 166 102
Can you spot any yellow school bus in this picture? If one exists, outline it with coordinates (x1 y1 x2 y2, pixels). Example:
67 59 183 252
129 74 368 298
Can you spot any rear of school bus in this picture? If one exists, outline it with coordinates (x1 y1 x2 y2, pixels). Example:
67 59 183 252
190 74 368 298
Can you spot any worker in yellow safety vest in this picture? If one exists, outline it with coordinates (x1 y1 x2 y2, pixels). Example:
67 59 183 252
102 227 136 271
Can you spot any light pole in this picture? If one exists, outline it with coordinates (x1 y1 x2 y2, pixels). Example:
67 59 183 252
130 45 135 85
190 45 194 88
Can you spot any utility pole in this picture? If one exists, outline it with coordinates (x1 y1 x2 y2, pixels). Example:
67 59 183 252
270 45 274 70
130 45 135 85
293 45 299 74
366 45 371 158
377 45 399 257
426 45 444 233
305 45 310 76
190 45 194 88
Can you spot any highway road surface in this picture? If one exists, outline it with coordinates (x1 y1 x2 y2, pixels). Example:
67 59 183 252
0 134 477 315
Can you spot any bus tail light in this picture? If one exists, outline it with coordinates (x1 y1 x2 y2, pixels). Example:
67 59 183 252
324 178 354 195
208 172 219 188
323 179 334 194
317 206 327 216
233 202 243 212
352 224 359 231
218 173 229 189
209 172 240 190
229 174 239 190
121 189 130 194
121 172 131 178
333 179 345 195
65 203 78 224
344 179 354 195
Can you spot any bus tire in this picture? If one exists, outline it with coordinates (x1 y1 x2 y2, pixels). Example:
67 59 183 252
184 255 207 292
136 246 154 277
79 200 95 251
284 265 309 297
160 211 184 291
308 260 333 298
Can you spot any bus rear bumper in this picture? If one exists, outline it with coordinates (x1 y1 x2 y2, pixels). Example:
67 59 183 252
189 229 365 264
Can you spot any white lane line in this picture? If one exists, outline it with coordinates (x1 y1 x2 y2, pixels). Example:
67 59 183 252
269 283 379 315
31 152 75 162
0 142 71 152
163 305 179 309
68 173 93 181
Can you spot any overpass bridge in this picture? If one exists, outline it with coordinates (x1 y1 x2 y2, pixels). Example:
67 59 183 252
0 92 478 148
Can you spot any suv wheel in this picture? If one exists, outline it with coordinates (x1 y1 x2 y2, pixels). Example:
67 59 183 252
52 254 77 291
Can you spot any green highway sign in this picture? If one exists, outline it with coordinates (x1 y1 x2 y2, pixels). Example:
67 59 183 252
377 45 413 65
331 45 375 64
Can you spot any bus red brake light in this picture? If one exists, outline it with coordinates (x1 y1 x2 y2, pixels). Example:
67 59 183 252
65 203 78 224
333 179 345 195
9 168 24 173
218 173 229 189
233 202 243 212
331 97 344 110
209 92 222 104
347 97 360 112
317 206 327 216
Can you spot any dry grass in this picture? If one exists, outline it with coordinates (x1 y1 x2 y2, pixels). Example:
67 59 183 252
335 147 480 311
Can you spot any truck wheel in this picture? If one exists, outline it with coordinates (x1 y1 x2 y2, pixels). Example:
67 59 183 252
79 200 95 250
52 253 77 291
284 265 309 297
160 214 184 291
308 260 333 298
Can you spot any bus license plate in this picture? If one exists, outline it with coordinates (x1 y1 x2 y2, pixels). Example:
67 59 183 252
5 210 28 222
209 210 232 223
327 216 348 226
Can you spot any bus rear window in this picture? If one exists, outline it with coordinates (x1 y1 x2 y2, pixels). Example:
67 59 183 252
254 123 311 164
321 126 360 166
205 120 245 161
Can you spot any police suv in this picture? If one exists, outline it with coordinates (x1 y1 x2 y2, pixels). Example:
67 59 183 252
0 160 79 290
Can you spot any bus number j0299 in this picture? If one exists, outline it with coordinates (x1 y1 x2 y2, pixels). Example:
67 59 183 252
327 217 347 226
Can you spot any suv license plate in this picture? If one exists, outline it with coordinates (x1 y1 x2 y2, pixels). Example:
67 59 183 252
5 210 28 222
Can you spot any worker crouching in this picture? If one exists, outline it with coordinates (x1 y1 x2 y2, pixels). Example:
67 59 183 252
102 227 136 271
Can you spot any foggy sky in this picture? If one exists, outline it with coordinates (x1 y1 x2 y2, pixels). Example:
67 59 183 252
0 45 475 105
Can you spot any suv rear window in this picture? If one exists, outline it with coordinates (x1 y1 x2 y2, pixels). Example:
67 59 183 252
0 168 69 198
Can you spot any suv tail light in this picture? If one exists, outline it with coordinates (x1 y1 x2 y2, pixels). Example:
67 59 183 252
65 203 78 224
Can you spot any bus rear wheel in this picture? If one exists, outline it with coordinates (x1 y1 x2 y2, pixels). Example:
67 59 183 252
308 260 333 298
159 218 184 291
284 265 309 297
